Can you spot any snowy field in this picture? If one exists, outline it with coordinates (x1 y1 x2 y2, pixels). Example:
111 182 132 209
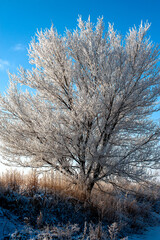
129 226 160 240
0 163 160 239
0 209 160 240
0 207 25 239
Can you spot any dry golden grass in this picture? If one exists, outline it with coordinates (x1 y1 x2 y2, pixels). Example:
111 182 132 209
0 169 160 240
0 168 159 226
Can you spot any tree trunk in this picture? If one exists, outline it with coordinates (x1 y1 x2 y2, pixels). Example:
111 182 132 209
84 181 95 201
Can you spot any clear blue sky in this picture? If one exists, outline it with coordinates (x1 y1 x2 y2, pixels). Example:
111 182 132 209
0 0 159 118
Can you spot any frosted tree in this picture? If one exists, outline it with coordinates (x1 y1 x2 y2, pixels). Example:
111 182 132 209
0 17 160 195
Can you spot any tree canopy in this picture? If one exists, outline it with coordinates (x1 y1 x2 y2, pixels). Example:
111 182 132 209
0 17 160 194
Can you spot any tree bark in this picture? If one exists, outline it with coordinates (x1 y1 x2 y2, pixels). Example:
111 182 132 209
83 181 95 201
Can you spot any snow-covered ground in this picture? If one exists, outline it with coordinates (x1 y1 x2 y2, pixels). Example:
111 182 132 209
0 207 25 239
0 205 160 239
0 174 160 239
129 226 160 240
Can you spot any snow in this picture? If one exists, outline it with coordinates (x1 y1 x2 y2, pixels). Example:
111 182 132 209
0 207 25 238
0 204 160 239
129 226 160 240
0 184 160 239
